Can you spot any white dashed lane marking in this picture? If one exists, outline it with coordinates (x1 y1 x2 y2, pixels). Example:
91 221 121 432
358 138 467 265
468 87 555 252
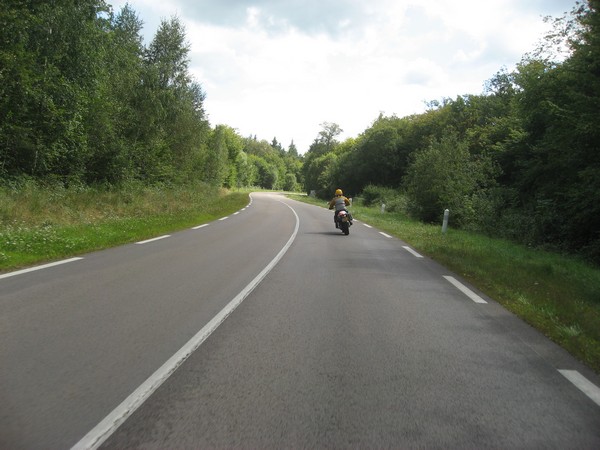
0 258 84 280
135 235 170 245
403 246 423 258
444 276 487 304
559 370 600 407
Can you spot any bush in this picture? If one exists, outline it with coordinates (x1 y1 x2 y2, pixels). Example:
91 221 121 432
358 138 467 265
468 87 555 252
360 185 407 212
403 133 497 226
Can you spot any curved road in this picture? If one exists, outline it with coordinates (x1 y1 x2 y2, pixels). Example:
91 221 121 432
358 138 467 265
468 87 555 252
1 193 599 448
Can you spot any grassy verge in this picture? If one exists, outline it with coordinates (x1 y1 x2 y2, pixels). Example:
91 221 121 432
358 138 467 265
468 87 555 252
289 194 600 374
0 182 249 271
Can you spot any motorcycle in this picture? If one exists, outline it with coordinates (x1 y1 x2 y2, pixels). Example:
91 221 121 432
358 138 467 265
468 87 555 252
335 209 353 235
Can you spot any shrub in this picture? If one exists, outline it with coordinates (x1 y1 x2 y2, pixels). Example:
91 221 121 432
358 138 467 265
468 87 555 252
360 185 407 213
403 133 497 226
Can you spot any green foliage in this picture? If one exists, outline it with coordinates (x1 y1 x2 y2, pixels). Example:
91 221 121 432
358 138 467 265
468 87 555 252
303 152 337 198
0 1 306 193
506 1 600 260
350 117 404 189
403 133 497 226
204 125 231 186
288 141 299 157
283 173 299 192
0 3 210 186
360 185 406 213
301 122 344 197
0 0 109 181
248 154 277 189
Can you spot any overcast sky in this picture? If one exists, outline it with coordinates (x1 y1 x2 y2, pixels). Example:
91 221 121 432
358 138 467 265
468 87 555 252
109 0 575 153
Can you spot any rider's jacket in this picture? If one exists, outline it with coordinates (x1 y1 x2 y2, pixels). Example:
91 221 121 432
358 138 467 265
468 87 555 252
329 195 350 212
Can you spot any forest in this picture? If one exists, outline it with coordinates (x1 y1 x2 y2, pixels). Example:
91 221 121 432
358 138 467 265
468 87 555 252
1 0 599 264
0 1 303 191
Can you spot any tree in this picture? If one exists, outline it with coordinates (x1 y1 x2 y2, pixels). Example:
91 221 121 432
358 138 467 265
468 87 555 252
507 0 600 259
288 140 299 157
145 16 190 89
204 125 230 186
129 15 209 183
283 173 299 191
404 133 497 226
271 137 284 156
234 151 251 188
302 122 343 195
214 125 244 188
317 122 343 154
0 0 111 182
84 4 145 183
249 155 277 189
349 116 404 190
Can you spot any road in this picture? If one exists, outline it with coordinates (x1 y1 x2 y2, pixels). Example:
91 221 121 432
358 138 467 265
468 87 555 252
1 192 599 449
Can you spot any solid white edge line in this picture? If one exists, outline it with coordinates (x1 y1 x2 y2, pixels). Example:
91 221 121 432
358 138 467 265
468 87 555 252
192 224 209 230
559 370 600 407
72 198 300 450
443 275 487 304
135 235 170 245
379 232 392 239
402 246 424 258
0 257 83 280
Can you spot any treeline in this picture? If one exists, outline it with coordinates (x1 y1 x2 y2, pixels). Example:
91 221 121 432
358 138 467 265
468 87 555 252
0 1 302 189
304 1 600 264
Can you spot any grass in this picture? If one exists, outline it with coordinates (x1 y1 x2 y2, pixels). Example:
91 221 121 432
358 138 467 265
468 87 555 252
289 194 600 374
0 181 249 271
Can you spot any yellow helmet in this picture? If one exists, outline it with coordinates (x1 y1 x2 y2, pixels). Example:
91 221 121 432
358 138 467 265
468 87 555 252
335 189 343 196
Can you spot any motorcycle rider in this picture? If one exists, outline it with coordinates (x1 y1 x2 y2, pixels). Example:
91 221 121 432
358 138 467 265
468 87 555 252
328 188 351 228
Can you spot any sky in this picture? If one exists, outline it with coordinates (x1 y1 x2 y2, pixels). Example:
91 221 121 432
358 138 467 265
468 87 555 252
109 0 575 153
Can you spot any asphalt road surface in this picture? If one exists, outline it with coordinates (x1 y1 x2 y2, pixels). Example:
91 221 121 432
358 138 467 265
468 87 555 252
1 192 599 449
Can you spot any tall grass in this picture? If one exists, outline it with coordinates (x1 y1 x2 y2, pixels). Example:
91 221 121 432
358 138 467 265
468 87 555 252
290 194 600 374
0 181 249 270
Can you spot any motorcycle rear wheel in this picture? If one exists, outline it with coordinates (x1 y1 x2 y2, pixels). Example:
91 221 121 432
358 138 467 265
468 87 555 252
340 221 350 235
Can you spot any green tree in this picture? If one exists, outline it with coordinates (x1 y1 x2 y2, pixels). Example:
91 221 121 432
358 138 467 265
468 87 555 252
204 125 230 186
317 122 342 154
508 0 600 259
271 137 284 156
249 155 277 189
302 122 343 195
130 15 208 183
288 140 299 157
349 116 404 190
84 4 145 183
0 0 110 182
283 173 299 191
404 133 497 226
145 16 190 89
214 125 243 188
234 151 252 187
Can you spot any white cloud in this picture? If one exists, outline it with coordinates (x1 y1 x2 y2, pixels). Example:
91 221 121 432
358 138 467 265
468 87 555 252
109 0 575 152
